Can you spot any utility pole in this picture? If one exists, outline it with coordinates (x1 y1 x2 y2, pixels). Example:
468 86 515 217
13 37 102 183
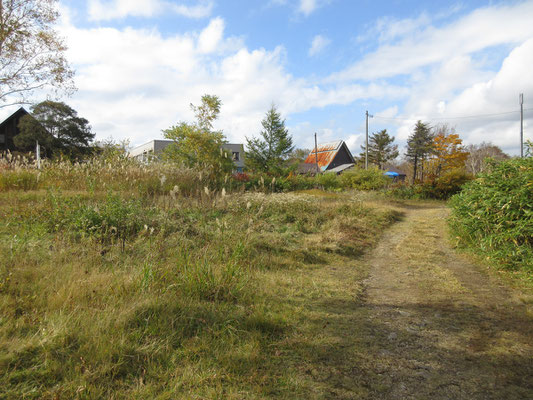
520 93 524 158
365 110 373 169
314 132 319 174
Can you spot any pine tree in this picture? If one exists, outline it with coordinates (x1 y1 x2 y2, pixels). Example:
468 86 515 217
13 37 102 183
246 104 294 172
406 120 433 183
360 129 399 169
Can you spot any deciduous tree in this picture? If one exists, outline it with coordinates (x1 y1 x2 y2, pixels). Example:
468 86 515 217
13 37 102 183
0 0 75 107
286 147 311 168
465 142 509 175
246 104 294 172
426 124 469 179
163 95 234 178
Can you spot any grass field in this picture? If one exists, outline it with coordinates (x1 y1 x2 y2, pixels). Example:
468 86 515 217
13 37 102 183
0 169 400 399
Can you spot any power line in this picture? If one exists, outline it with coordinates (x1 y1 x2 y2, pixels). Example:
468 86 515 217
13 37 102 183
373 108 533 122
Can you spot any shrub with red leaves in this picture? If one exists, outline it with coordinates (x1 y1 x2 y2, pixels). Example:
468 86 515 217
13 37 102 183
232 172 250 182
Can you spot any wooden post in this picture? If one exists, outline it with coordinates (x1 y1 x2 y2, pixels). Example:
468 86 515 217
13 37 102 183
36 141 41 169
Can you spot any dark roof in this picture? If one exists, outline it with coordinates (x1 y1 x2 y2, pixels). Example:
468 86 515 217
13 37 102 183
0 107 29 130
0 107 31 152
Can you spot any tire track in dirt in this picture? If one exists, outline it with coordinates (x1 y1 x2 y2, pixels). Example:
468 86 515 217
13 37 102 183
357 204 533 400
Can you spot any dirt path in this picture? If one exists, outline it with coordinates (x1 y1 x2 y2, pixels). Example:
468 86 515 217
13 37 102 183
356 203 533 399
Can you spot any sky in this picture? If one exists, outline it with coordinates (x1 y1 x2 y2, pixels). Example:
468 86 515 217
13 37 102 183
2 0 533 156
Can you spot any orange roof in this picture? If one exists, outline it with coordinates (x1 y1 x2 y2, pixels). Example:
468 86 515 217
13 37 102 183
304 141 343 170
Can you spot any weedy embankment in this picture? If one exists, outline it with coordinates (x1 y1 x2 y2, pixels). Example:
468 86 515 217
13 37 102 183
0 160 400 399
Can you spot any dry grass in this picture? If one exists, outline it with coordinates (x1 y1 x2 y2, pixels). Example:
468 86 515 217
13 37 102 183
0 161 401 399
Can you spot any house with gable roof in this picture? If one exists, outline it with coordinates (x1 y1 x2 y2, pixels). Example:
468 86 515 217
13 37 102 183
298 140 355 174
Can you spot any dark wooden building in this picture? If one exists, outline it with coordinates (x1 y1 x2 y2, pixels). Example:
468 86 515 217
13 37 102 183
0 107 30 152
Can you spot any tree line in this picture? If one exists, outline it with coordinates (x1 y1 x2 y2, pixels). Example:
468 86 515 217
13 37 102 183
359 121 509 183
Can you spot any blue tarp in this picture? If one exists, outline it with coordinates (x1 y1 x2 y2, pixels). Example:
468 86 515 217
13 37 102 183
384 171 399 177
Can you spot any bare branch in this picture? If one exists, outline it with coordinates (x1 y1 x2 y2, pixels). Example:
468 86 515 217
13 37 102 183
0 0 75 106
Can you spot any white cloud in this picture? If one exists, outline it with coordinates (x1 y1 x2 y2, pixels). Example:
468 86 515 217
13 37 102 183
197 17 224 53
309 34 330 56
49 16 401 148
298 0 317 16
356 13 431 44
432 38 533 151
331 2 533 155
385 38 533 152
376 106 398 118
331 2 533 82
171 1 214 18
269 0 328 17
87 0 213 21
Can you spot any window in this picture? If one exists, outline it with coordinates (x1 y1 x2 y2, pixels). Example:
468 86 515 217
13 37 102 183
0 134 4 144
232 151 240 161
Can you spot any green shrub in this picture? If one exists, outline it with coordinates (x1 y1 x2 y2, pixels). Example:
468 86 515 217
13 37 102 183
47 192 157 248
316 173 340 190
448 158 533 270
241 173 314 192
339 168 390 190
384 183 423 199
385 170 472 200
288 174 315 190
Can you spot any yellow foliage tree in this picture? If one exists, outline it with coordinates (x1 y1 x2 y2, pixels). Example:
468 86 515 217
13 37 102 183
426 126 469 181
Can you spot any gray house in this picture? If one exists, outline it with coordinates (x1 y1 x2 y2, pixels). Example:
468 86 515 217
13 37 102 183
129 139 174 162
221 143 245 172
129 139 245 172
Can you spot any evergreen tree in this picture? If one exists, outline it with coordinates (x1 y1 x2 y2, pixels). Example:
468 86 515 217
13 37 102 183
246 104 294 172
15 101 94 158
406 120 433 183
360 129 399 169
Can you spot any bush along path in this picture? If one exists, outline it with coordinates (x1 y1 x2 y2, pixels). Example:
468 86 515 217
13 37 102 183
352 203 533 399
